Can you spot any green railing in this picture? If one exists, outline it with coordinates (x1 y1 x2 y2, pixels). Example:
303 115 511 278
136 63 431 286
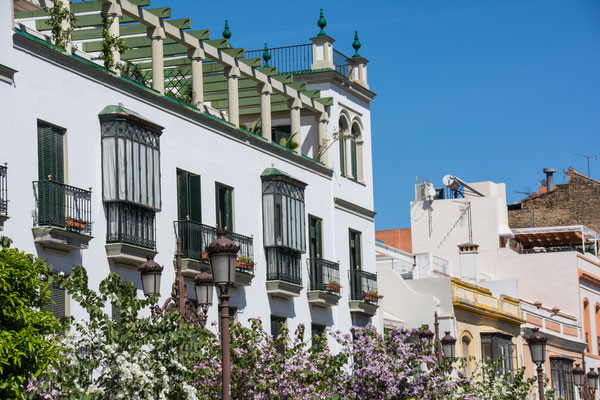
106 202 155 249
266 247 302 285
33 180 92 234
349 269 377 302
0 164 7 216
174 220 254 262
308 258 340 292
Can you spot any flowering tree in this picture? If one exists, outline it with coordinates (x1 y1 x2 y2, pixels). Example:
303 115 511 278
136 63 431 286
0 237 61 399
24 263 553 400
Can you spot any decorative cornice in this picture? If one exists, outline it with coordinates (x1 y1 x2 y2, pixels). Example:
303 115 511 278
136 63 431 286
333 198 375 221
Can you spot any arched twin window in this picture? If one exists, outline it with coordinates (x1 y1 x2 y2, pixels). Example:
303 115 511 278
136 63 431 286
338 114 364 182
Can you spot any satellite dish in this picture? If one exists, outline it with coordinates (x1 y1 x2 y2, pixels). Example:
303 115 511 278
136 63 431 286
442 175 455 187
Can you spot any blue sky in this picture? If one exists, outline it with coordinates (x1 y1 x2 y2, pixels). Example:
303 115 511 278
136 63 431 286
152 0 600 229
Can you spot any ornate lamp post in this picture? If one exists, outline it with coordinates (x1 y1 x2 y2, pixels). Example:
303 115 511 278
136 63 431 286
418 325 434 348
138 239 211 326
574 355 600 400
441 331 457 360
206 229 239 400
526 328 548 400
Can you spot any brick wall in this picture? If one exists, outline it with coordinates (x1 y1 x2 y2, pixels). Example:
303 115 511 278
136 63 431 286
508 168 600 232
376 228 412 253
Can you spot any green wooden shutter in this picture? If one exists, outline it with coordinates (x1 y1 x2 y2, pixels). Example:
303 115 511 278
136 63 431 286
188 174 202 223
339 138 346 176
315 219 322 258
355 232 362 269
37 123 65 227
177 170 189 220
45 282 66 319
350 139 357 180
225 187 233 230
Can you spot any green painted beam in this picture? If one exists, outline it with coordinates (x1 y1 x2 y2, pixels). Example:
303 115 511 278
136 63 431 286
204 39 229 49
71 20 194 41
258 67 278 76
300 89 320 98
210 95 289 109
222 48 245 58
15 0 150 18
288 82 307 91
122 43 189 60
315 97 334 106
82 30 210 52
36 7 171 30
239 103 291 116
272 74 294 84
203 78 259 92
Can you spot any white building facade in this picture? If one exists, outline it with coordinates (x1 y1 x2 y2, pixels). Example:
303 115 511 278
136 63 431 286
0 0 379 345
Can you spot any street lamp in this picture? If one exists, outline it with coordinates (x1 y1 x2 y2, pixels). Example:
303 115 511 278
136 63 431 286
587 368 599 393
573 358 599 400
138 238 211 326
206 229 239 400
139 255 163 296
573 363 585 388
441 331 457 360
418 325 434 347
526 328 548 400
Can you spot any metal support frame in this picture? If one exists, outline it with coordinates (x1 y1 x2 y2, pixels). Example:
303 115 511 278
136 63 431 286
151 239 208 326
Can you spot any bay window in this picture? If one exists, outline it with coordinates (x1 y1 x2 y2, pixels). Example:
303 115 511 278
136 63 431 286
100 106 163 249
262 168 306 284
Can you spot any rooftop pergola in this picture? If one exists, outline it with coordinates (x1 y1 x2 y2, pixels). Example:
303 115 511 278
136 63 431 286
14 0 370 161
512 225 600 255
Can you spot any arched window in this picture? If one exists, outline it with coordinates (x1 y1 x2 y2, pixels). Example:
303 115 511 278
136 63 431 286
595 304 600 356
338 116 349 177
350 121 364 182
462 333 473 374
584 299 591 353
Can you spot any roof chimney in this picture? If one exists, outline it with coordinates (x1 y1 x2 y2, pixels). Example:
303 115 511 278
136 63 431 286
543 168 556 192
458 243 479 283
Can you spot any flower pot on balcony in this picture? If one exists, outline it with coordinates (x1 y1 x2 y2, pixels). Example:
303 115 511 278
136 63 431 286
201 252 209 260
66 218 86 230
363 293 378 303
236 260 255 271
324 283 341 293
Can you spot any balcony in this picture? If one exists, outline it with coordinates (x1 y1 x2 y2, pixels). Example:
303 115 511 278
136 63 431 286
32 180 93 254
0 164 7 229
307 258 341 308
266 247 303 299
174 220 255 284
348 269 379 316
105 202 156 268
245 44 351 77
451 279 523 324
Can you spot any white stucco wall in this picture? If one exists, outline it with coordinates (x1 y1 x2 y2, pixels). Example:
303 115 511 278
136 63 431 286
0 0 379 347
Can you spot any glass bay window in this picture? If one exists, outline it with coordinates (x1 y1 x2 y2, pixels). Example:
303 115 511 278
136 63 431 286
100 106 163 249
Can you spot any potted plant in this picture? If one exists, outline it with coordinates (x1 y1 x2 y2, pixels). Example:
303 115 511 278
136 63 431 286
324 280 341 293
363 290 378 303
66 217 86 230
236 255 255 271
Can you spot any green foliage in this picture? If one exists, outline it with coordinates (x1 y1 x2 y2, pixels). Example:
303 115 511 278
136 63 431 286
0 237 61 399
44 1 76 51
315 129 344 161
240 118 262 135
28 265 214 399
98 15 127 70
279 131 299 150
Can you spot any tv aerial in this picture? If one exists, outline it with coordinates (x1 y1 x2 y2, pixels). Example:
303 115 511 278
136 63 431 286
574 154 597 177
443 175 484 199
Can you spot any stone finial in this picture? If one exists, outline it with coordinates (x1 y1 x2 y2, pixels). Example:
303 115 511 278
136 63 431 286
352 31 361 58
222 20 231 40
317 8 327 36
262 43 271 67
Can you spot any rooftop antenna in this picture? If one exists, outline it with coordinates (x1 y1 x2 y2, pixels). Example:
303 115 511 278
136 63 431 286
574 154 597 177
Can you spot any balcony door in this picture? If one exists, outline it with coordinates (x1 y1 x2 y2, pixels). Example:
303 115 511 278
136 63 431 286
37 122 65 227
215 183 233 231
177 169 201 258
309 216 323 289
349 229 362 298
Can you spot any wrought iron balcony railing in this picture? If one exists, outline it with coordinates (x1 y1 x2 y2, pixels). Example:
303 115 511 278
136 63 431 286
0 164 7 216
349 269 377 302
245 44 351 78
174 220 254 262
266 247 302 285
307 258 340 292
33 180 92 235
106 202 155 249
